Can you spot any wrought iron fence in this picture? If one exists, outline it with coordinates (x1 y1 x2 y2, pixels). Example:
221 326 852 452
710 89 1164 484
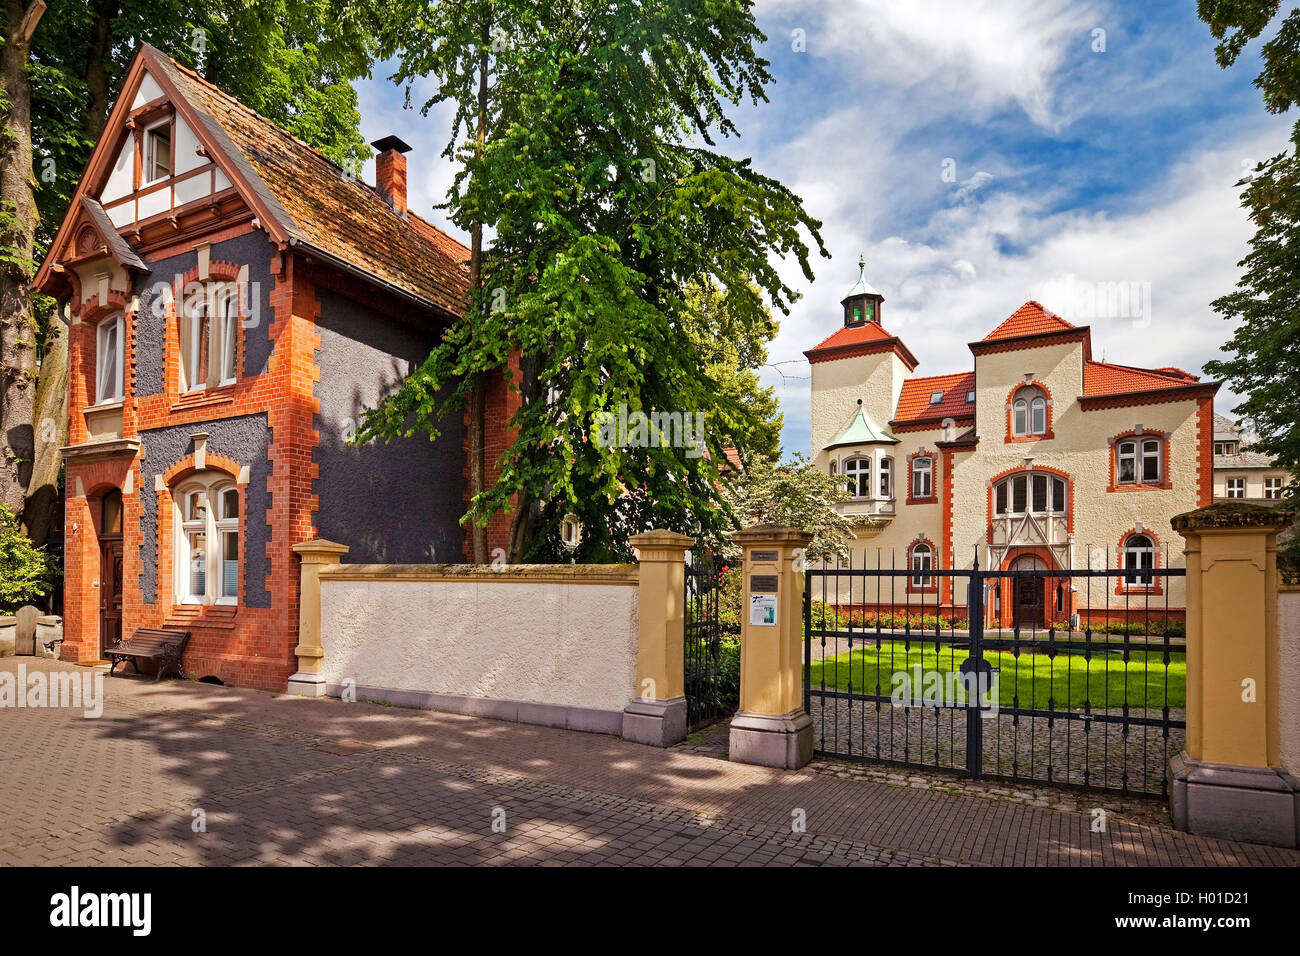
684 552 741 730
804 547 1186 797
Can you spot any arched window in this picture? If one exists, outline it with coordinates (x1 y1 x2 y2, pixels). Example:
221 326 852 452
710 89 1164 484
1116 436 1163 484
910 541 933 588
181 284 240 392
879 457 892 498
1122 533 1155 586
829 459 837 476
993 471 1068 516
95 313 125 404
844 457 870 498
174 473 240 605
1011 385 1048 437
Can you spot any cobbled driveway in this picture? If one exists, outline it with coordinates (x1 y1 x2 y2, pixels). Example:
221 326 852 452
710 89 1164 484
1 659 1295 867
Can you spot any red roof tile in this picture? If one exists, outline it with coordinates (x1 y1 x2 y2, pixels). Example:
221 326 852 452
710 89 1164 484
983 301 1075 340
807 321 894 353
1083 361 1201 396
150 49 469 316
894 371 976 425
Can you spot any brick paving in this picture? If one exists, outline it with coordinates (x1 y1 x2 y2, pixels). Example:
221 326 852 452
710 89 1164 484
1 658 1296 867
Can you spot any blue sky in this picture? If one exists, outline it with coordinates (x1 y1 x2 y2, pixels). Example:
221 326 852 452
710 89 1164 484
351 0 1292 459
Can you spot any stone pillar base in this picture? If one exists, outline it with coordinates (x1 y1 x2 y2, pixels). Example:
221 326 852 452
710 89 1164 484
729 710 814 770
622 697 687 747
1170 752 1300 848
286 672 327 698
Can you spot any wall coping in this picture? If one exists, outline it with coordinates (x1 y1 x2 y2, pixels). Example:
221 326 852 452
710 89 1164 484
318 563 639 585
731 525 815 546
1172 501 1294 534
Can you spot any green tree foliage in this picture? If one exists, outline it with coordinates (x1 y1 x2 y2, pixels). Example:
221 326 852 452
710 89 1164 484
0 505 53 611
1198 1 1300 524
716 453 860 564
682 278 783 464
358 1 826 563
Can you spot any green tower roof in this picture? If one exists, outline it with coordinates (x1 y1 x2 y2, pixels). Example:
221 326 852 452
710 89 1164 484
842 256 881 301
824 405 899 450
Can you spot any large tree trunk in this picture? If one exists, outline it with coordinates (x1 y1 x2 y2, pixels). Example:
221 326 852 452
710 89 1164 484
0 0 45 518
22 304 64 546
466 29 489 563
82 0 118 139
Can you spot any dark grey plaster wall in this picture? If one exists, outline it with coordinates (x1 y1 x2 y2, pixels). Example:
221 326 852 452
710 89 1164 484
131 231 275 396
313 287 466 563
138 414 271 607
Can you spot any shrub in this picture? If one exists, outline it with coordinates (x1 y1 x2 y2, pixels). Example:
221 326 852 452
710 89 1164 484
0 507 54 613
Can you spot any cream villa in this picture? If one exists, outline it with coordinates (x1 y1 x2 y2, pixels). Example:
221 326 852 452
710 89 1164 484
806 262 1219 628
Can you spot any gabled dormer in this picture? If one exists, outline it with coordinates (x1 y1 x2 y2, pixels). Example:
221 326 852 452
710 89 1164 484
842 256 885 327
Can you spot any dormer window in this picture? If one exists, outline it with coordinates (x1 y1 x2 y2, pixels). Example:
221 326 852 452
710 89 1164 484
966 390 975 404
144 121 172 184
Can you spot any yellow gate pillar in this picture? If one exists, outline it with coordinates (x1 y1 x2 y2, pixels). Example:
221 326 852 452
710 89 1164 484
728 525 815 769
622 530 693 747
288 539 350 697
1170 503 1298 847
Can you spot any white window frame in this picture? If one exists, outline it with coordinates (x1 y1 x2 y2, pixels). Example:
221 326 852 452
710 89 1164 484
879 457 892 498
144 120 172 184
1265 477 1284 500
94 313 125 405
844 457 870 499
910 543 933 588
218 288 239 386
912 456 933 499
1123 534 1156 587
993 473 1068 517
1140 438 1161 483
173 474 240 606
1012 387 1048 437
182 283 240 393
1226 477 1246 499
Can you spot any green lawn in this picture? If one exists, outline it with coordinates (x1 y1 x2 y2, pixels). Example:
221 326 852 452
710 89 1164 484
808 641 1185 710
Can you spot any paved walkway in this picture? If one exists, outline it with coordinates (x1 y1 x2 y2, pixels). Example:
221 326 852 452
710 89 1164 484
1 658 1296 866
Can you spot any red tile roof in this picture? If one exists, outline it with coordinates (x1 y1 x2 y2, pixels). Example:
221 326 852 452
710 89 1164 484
894 371 976 425
982 301 1075 340
149 48 469 316
807 321 894 352
1083 361 1203 397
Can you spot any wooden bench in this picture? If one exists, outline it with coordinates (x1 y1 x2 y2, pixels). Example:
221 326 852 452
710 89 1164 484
107 628 191 681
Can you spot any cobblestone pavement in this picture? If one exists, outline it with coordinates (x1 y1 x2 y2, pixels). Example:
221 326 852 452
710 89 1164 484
1 659 1295 867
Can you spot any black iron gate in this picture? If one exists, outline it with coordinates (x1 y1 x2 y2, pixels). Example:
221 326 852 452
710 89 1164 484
804 549 1186 797
684 552 740 729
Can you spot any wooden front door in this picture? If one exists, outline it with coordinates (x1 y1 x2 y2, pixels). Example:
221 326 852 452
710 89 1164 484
1013 571 1043 630
99 539 123 656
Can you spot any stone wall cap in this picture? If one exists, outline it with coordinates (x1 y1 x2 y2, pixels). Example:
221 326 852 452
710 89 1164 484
292 539 351 556
37 616 62 625
628 529 696 548
318 563 638 584
1171 502 1294 534
731 525 815 546
0 616 14 626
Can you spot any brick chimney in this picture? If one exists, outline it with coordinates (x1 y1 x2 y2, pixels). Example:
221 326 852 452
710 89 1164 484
371 135 412 216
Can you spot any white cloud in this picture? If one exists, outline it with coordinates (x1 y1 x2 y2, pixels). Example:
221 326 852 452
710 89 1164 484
761 0 1106 128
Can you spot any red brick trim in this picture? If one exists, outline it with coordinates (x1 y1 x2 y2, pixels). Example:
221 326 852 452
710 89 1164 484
905 448 938 505
1004 380 1055 443
941 448 955 603
905 535 939 594
1115 527 1164 596
1106 428 1172 492
995 545 1064 629
1196 397 1214 507
969 327 1091 357
892 417 973 434
1079 383 1219 411
805 338 920 371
